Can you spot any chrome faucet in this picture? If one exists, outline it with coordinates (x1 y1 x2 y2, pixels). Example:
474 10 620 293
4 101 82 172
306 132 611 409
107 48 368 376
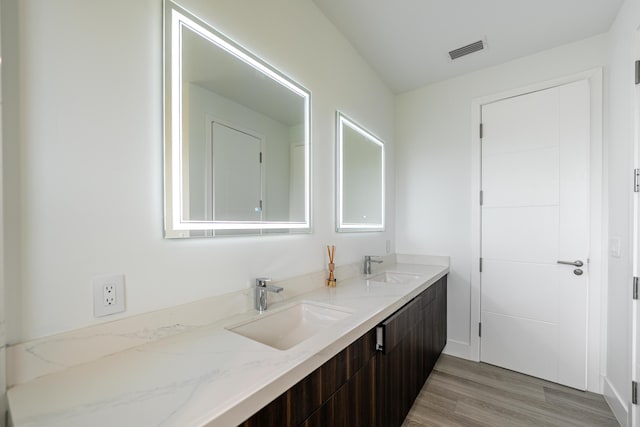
255 277 283 313
364 256 383 275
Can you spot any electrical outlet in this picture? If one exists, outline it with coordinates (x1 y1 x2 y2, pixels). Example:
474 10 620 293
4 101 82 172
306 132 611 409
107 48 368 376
104 284 116 306
93 274 125 317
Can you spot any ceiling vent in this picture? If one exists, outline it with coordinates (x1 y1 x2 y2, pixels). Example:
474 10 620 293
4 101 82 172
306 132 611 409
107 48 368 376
448 40 485 60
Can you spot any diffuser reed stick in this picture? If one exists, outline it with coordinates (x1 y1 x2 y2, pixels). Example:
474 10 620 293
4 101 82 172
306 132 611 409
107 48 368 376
326 245 336 287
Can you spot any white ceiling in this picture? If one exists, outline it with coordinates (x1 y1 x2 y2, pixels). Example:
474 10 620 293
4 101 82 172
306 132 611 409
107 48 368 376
312 0 624 93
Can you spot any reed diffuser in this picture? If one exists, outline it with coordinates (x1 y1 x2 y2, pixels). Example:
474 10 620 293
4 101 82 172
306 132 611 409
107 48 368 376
326 245 336 287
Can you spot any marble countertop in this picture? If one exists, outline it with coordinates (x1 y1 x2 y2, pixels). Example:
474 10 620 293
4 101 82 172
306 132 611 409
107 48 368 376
8 263 448 427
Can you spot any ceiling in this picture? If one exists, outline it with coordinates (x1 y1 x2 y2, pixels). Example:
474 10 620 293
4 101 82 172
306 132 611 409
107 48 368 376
312 0 624 93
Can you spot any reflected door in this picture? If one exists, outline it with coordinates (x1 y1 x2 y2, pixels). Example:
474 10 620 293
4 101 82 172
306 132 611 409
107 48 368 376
211 121 262 221
480 81 590 390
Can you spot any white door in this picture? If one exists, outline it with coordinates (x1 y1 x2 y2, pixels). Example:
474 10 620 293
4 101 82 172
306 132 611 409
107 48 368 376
211 121 262 221
480 80 590 390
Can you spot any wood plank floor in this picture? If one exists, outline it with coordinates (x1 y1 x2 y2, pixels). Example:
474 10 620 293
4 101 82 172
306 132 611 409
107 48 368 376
402 355 619 427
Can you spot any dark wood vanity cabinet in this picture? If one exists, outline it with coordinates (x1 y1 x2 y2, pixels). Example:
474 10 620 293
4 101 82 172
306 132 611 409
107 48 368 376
301 355 377 426
377 275 447 426
240 329 378 426
239 275 447 427
376 292 423 426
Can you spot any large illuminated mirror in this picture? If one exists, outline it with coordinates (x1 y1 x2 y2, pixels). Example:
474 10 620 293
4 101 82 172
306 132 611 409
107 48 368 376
163 1 311 238
336 112 385 232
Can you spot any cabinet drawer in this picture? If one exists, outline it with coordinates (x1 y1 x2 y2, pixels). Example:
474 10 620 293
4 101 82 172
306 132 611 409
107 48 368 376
376 296 421 354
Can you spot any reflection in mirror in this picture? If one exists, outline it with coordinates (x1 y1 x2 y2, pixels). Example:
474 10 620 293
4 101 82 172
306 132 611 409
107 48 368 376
336 112 385 232
164 1 311 237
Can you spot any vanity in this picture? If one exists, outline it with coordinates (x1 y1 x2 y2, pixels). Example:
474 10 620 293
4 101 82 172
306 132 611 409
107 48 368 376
240 273 447 427
7 260 448 426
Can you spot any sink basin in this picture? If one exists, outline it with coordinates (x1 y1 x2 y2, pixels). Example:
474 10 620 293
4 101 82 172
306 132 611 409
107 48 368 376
227 302 353 350
368 271 421 284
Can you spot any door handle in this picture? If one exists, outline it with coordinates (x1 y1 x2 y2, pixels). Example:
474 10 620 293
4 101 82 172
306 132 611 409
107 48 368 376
557 260 584 267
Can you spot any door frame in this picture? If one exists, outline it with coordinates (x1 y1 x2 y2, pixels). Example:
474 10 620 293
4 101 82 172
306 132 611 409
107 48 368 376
470 68 604 393
631 25 640 427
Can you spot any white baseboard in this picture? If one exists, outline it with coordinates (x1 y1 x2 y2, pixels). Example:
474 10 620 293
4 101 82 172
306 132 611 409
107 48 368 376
443 339 475 361
603 376 629 427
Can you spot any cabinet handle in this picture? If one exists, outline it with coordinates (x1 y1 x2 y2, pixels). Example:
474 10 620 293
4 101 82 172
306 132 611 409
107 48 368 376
376 326 384 352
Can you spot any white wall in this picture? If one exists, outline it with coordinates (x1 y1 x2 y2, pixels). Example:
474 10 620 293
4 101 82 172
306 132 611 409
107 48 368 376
3 0 395 342
396 35 607 362
603 0 640 423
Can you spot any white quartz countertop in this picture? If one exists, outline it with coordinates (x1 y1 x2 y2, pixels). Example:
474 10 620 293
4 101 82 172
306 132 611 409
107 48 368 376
8 263 448 427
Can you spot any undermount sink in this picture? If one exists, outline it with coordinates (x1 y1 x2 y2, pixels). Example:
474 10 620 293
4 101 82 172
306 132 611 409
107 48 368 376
368 271 421 284
227 302 353 350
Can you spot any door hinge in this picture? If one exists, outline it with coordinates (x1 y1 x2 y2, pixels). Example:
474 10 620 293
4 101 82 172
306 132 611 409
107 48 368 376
633 381 638 405
479 257 483 273
636 60 640 85
635 169 640 192
480 190 484 206
479 322 482 337
634 277 639 300
479 123 484 139
259 152 263 163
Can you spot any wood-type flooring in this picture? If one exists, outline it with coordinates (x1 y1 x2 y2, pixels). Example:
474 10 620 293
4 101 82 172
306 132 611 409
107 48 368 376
402 354 619 427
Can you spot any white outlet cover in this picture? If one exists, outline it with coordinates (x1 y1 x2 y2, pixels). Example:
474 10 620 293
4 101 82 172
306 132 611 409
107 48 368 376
93 274 126 317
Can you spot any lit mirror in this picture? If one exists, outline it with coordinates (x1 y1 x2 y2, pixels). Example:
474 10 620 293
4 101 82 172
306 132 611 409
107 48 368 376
163 1 311 237
336 112 385 232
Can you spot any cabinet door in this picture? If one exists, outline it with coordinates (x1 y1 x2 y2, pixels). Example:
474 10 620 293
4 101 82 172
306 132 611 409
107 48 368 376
240 329 376 426
302 357 377 427
376 297 422 427
423 277 448 377
419 284 436 380
434 276 448 354
376 278 448 427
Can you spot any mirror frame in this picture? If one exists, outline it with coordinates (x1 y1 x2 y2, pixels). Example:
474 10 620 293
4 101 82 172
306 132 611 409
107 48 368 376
335 112 385 232
163 1 312 238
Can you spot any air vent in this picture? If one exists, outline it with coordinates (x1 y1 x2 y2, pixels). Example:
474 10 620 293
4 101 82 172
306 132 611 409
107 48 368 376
449 40 485 60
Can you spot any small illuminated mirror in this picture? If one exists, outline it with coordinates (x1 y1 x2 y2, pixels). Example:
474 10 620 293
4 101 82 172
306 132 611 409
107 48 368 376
163 1 311 237
336 112 385 232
